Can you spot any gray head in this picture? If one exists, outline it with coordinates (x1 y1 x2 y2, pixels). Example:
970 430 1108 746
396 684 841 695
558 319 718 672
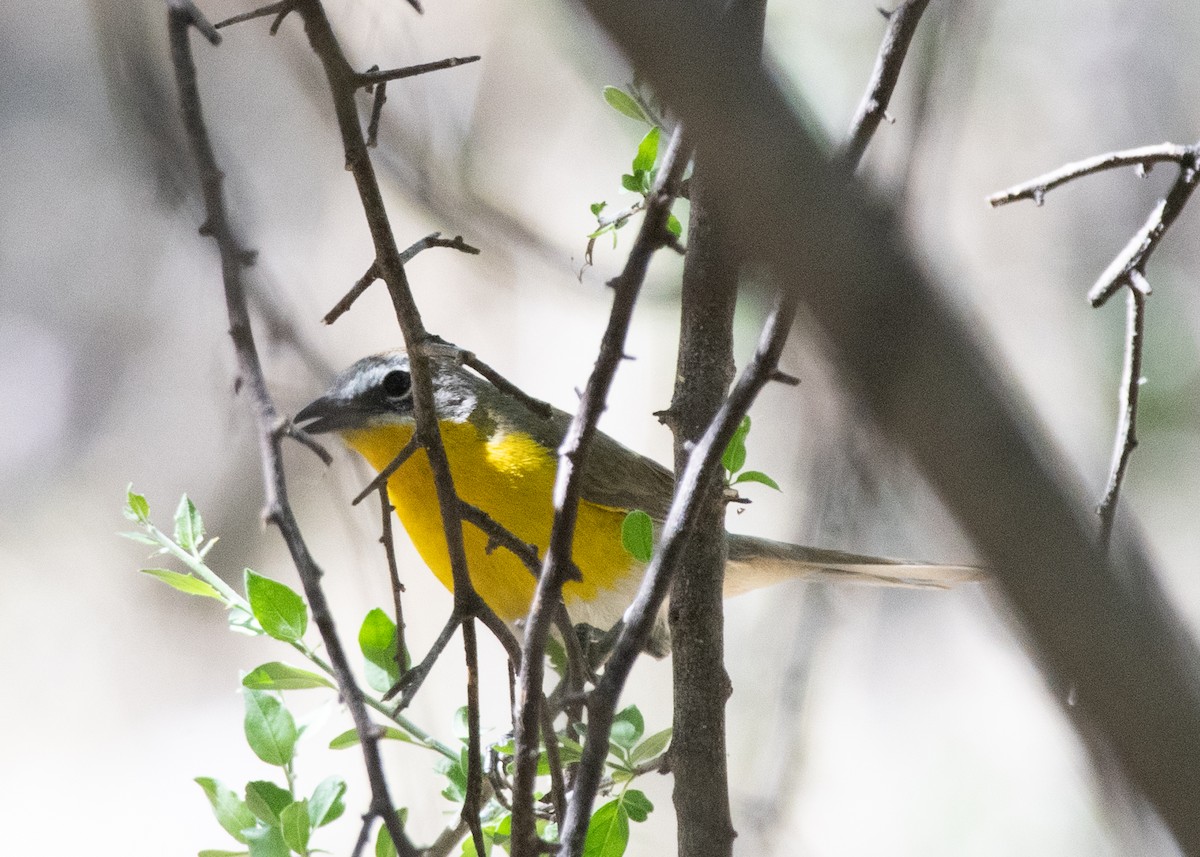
294 351 486 434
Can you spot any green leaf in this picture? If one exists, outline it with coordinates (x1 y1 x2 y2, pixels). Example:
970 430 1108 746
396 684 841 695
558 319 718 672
622 790 653 823
174 494 206 552
243 689 297 767
124 484 150 523
243 662 334 691
628 727 672 766
631 126 661 173
620 511 654 563
620 173 642 193
195 777 257 844
308 777 347 828
243 825 289 857
280 801 311 854
609 706 644 750
329 725 419 750
583 799 629 857
590 201 607 217
244 781 293 826
732 470 781 491
666 212 682 237
140 568 223 600
375 809 410 857
602 86 650 124
721 415 751 474
245 570 308 642
359 609 401 694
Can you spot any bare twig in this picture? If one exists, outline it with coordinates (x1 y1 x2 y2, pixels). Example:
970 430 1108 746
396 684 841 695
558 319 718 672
356 56 481 87
378 485 409 679
351 434 420 505
167 7 416 856
422 337 554 419
1098 287 1147 547
842 0 933 169
559 298 795 857
323 262 379 325
986 143 1193 208
367 81 388 148
989 144 1200 544
462 617 487 857
386 612 460 707
214 0 294 31
508 125 691 857
1086 156 1200 307
324 235 479 325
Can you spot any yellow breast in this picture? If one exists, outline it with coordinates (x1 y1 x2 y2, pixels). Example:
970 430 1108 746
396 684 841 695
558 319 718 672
342 420 639 624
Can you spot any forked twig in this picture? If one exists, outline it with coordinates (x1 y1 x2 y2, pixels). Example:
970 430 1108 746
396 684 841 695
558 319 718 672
990 142 1200 544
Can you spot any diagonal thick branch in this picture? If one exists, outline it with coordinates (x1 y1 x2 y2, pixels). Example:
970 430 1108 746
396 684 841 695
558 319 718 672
575 0 1200 851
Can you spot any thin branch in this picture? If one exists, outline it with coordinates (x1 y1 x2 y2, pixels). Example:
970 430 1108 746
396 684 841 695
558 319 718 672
323 262 379 325
1098 286 1147 548
558 297 795 857
462 618 488 857
989 144 1200 545
1087 155 1200 307
422 337 555 420
213 0 294 31
367 81 388 148
539 700 568 824
324 235 479 325
386 611 460 708
166 8 416 857
508 124 691 857
378 486 409 680
842 0 933 169
356 55 482 88
987 143 1193 208
352 435 420 506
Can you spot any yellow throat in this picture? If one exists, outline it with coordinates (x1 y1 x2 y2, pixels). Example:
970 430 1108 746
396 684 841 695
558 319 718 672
343 419 640 626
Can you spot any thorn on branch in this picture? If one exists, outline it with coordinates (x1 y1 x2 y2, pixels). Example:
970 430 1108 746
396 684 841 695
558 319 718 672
769 368 800 386
355 55 482 89
368 81 388 147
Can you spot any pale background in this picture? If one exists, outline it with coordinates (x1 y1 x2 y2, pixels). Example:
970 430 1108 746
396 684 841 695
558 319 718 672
2 0 1198 854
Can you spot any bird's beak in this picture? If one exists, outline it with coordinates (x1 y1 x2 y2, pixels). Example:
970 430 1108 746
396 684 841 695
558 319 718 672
294 394 357 435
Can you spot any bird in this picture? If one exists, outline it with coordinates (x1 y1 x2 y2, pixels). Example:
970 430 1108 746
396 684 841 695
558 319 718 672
295 351 980 654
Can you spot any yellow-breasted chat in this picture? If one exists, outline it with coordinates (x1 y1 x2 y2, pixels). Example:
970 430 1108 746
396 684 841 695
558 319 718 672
296 352 979 652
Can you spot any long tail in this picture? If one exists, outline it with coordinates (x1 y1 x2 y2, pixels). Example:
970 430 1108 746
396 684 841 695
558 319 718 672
724 534 983 597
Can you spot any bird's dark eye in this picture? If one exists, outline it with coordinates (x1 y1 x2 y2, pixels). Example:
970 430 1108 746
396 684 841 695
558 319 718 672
382 370 411 400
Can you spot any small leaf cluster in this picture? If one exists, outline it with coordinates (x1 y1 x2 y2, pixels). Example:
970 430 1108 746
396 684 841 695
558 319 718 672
722 416 780 493
587 85 683 259
583 706 664 857
121 488 454 857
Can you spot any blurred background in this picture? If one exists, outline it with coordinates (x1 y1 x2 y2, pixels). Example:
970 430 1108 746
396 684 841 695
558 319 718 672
2 0 1198 854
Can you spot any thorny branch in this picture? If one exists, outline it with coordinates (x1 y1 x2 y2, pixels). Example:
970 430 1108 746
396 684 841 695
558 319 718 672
508 125 691 857
323 233 480 325
559 298 797 857
165 3 417 856
990 142 1200 545
842 0 932 168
